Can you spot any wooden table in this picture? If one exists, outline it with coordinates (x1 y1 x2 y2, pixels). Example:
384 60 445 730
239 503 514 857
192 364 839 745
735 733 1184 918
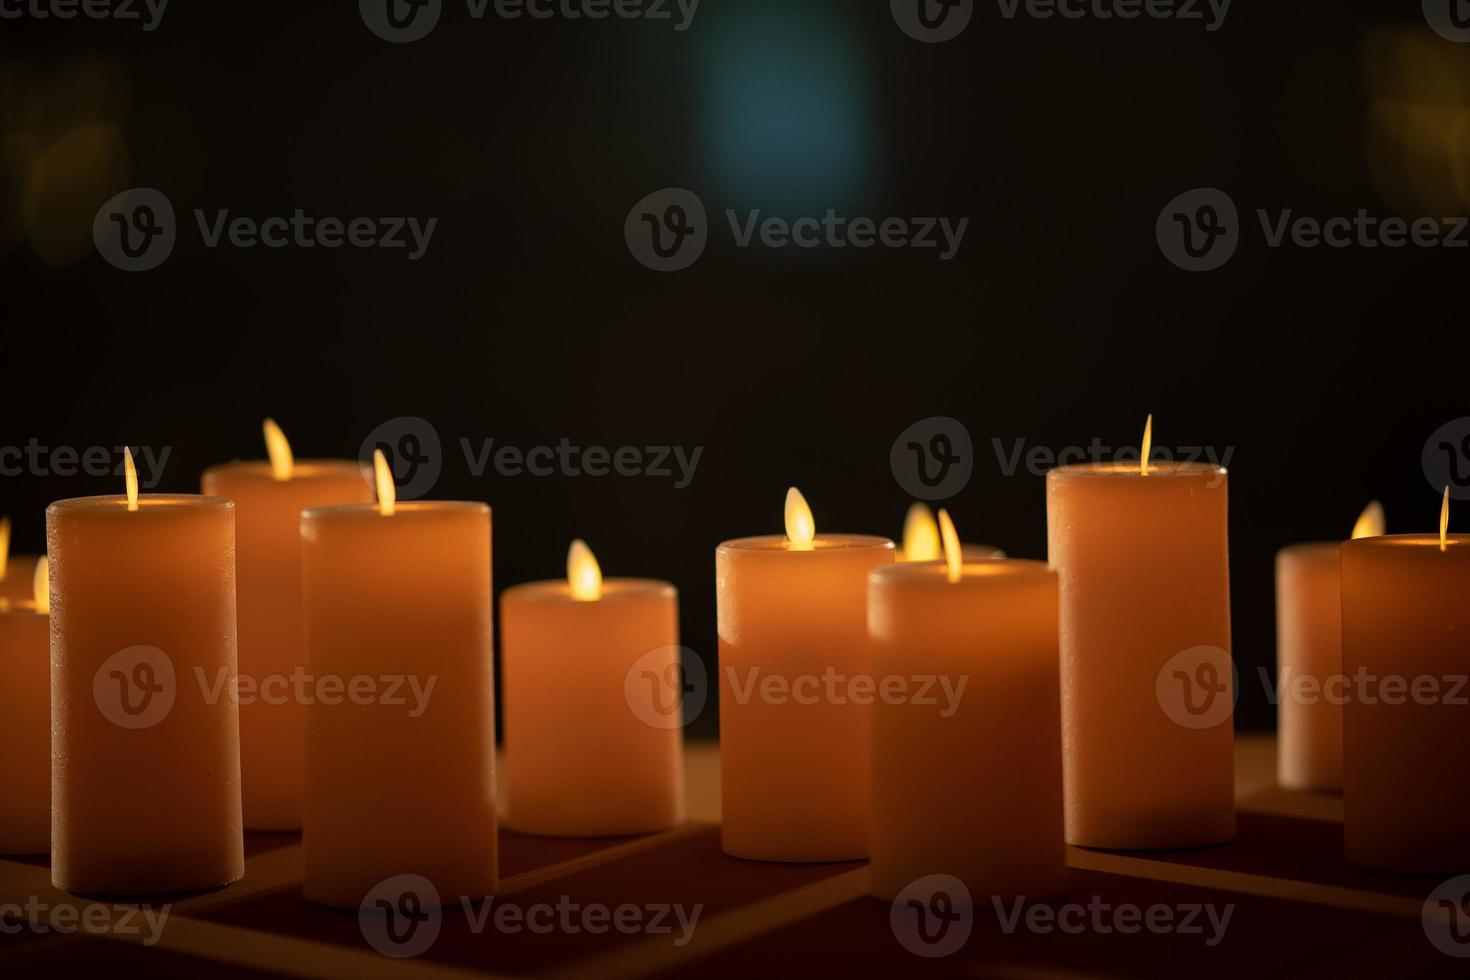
1 736 1461 977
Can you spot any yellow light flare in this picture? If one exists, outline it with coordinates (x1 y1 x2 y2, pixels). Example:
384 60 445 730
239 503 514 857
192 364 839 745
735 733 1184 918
785 487 815 551
1351 501 1386 540
902 502 942 562
374 449 396 517
1441 486 1450 553
124 447 139 511
263 418 294 481
567 539 603 602
0 515 10 581
1140 414 1153 476
937 508 963 584
33 557 49 615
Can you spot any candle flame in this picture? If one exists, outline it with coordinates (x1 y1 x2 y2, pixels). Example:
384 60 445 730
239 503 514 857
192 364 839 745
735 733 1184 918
902 503 942 562
937 508 963 584
263 418 294 481
1351 501 1385 540
785 487 815 551
567 539 603 601
374 449 396 517
1140 414 1153 476
0 516 9 581
124 447 139 511
33 557 49 615
1442 486 1450 553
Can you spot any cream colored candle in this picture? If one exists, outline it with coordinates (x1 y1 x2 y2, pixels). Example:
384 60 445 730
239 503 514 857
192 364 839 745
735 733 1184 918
502 540 683 836
301 453 497 908
1045 420 1234 849
717 488 894 862
870 512 1064 902
47 452 244 894
897 503 1003 562
202 420 373 830
1341 492 1469 872
1275 503 1384 792
0 517 40 604
0 559 50 854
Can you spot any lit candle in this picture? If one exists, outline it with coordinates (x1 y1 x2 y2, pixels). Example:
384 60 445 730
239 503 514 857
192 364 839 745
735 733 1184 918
501 539 683 836
0 558 50 854
897 503 1003 562
716 488 894 861
47 449 244 894
0 516 40 604
870 511 1064 902
1341 489 1469 872
201 420 373 830
1045 417 1235 849
301 451 497 907
1275 502 1384 792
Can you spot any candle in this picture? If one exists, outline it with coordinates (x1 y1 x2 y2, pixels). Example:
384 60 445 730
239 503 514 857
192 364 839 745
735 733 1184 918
501 539 683 836
47 449 244 894
897 503 1004 562
0 516 40 604
1045 418 1235 849
0 559 50 854
1341 490 1469 872
870 511 1064 902
1275 502 1384 792
301 451 497 907
201 420 373 830
716 488 894 861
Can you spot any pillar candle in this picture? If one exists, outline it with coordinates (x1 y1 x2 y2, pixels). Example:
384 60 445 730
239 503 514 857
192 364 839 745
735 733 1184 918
301 453 496 908
716 488 894 862
869 511 1064 902
0 559 50 855
502 540 683 836
1046 433 1235 850
0 518 40 603
202 421 373 830
47 457 243 894
1340 497 1469 872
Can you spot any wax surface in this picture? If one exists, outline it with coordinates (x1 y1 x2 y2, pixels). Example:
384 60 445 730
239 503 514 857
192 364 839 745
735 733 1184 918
0 555 39 603
0 606 49 854
1275 542 1343 792
1046 462 1235 849
501 579 683 836
201 460 372 830
47 495 244 895
868 560 1065 902
716 534 894 862
301 502 497 908
1341 535 1470 872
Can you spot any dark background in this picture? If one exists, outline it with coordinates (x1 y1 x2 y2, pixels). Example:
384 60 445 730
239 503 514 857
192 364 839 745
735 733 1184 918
3 1 1467 736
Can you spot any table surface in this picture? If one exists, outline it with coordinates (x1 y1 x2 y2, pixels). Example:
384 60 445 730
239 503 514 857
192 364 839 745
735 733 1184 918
0 735 1461 978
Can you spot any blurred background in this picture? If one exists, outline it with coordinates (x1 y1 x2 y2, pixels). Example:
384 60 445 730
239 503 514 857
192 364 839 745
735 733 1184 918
3 0 1469 736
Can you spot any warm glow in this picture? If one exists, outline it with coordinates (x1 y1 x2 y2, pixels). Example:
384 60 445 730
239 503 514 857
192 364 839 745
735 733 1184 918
1442 486 1451 553
124 447 139 511
1140 414 1153 476
33 557 49 615
1351 501 1386 540
785 486 815 551
937 508 963 584
263 418 294 481
0 515 9 581
374 449 396 517
902 503 942 562
567 539 603 602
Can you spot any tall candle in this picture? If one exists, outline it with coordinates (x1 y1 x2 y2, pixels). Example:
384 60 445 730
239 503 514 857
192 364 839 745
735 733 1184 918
47 451 244 894
897 503 1003 562
717 488 894 861
202 420 373 830
0 559 50 854
502 540 683 836
301 452 497 908
0 517 40 604
1045 419 1235 849
1275 502 1384 792
869 511 1064 902
1340 492 1469 872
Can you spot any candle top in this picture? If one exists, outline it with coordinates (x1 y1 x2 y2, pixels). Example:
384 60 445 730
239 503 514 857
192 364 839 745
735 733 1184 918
1048 460 1226 480
503 578 676 603
1343 534 1469 552
47 494 233 515
872 557 1051 588
202 459 366 481
718 534 894 554
301 500 489 523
